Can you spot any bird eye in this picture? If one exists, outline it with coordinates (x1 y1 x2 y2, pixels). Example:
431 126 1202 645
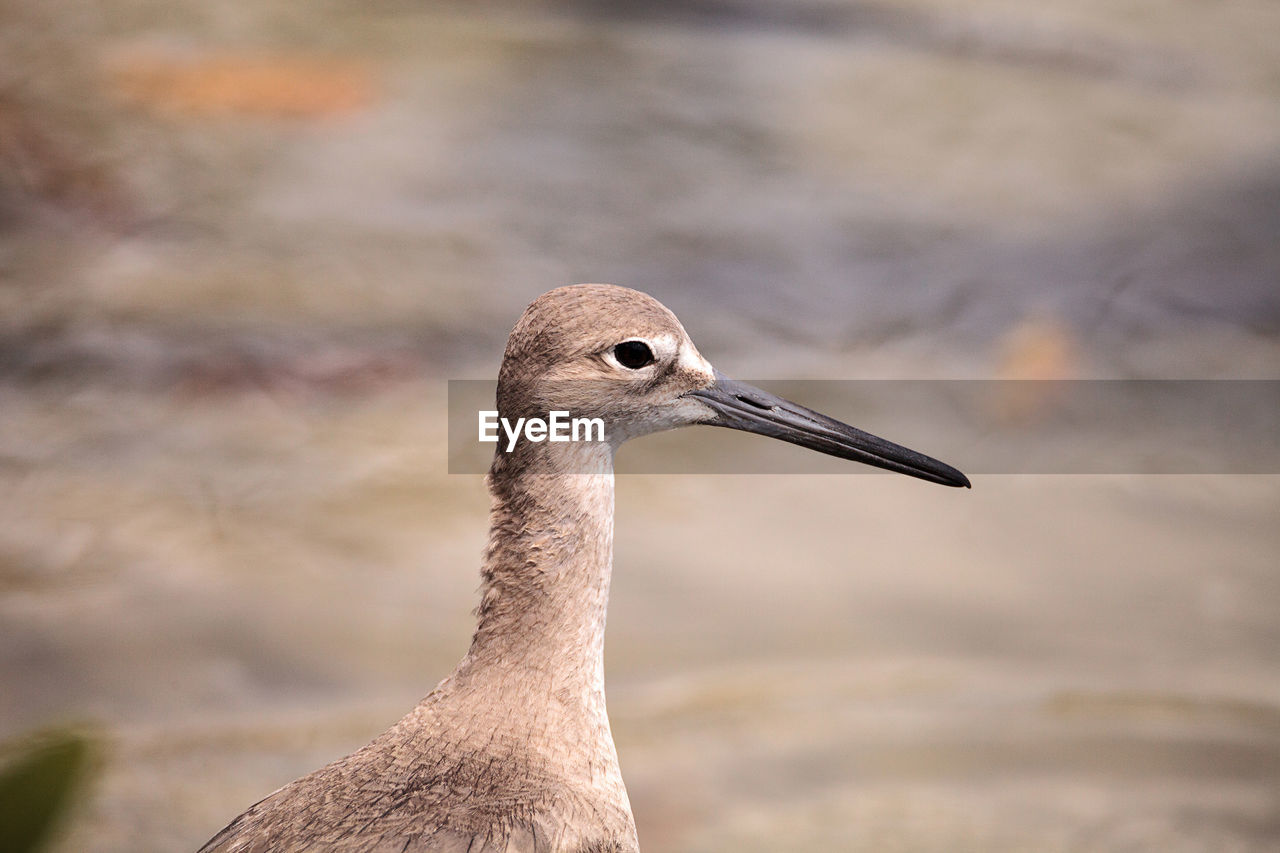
613 340 655 369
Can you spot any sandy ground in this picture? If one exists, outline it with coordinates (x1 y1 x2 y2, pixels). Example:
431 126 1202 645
2 0 1278 850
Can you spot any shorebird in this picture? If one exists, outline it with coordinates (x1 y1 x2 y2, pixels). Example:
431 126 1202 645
199 284 968 853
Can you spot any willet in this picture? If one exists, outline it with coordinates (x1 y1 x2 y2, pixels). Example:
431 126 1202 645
199 283 968 853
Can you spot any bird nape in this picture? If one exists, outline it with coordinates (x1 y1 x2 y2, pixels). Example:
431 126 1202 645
199 284 969 853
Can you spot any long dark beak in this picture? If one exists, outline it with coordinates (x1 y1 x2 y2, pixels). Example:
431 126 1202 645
685 373 970 488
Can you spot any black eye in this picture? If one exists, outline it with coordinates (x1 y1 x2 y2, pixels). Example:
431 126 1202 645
613 340 655 369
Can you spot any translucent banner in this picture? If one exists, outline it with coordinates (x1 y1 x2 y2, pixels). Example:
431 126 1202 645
447 380 1280 475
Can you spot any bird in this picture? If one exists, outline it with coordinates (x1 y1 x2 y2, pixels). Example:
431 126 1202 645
198 283 969 853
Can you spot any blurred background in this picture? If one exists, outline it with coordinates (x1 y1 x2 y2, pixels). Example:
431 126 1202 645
1 0 1278 850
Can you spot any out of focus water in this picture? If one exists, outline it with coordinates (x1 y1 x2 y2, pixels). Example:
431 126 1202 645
2 1 1278 850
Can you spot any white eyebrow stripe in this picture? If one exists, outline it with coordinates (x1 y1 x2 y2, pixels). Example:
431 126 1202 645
676 342 714 376
648 333 680 363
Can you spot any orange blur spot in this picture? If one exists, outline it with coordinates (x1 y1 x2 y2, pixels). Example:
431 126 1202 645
990 315 1080 424
108 52 377 119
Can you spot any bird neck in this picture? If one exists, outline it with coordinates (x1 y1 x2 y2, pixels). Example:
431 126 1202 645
463 441 616 717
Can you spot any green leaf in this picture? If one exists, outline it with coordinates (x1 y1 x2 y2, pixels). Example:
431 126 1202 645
0 730 95 853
